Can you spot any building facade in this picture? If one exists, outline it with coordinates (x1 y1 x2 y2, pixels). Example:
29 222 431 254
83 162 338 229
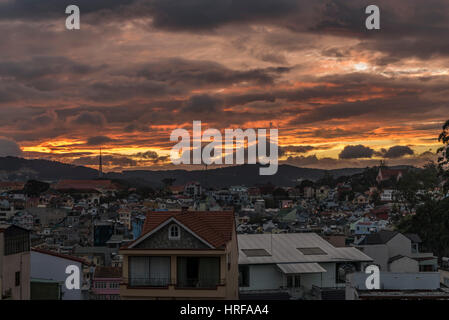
120 210 239 299
0 224 30 300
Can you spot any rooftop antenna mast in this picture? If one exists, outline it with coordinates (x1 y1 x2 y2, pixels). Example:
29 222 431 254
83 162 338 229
99 147 103 178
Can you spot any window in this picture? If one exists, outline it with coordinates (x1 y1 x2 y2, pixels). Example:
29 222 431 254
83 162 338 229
287 275 293 288
177 257 220 288
5 232 30 256
15 271 21 286
241 249 271 257
168 225 180 240
239 265 250 287
297 247 327 255
286 275 301 288
129 256 170 287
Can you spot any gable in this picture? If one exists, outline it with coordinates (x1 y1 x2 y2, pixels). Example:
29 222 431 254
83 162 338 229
133 222 210 250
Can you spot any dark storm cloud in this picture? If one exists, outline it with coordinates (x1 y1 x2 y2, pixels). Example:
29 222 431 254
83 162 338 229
86 136 115 146
279 145 315 157
0 138 23 157
134 59 290 86
72 155 137 167
378 145 414 158
0 0 137 20
289 92 444 125
145 0 300 31
71 111 106 126
182 95 223 114
314 128 364 139
2 0 449 62
339 145 375 159
132 151 169 163
0 56 99 80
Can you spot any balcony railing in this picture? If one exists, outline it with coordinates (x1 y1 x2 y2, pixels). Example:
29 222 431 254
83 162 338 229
176 277 224 289
128 277 170 287
125 277 225 289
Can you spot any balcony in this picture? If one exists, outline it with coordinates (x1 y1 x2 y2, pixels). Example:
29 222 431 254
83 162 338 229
128 277 171 288
125 277 225 289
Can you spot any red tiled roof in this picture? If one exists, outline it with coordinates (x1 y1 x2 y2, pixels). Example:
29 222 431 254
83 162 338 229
125 210 235 249
379 169 404 179
32 248 90 265
0 181 25 190
169 185 185 192
94 266 122 279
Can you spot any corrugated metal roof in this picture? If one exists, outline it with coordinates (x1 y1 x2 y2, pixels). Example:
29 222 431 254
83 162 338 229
276 263 326 274
238 233 373 265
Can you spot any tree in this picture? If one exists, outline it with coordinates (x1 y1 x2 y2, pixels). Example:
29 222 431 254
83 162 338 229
161 178 176 188
396 122 449 259
438 119 449 191
23 180 50 196
397 197 449 259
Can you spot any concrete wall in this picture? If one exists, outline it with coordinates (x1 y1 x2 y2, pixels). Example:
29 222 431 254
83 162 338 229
299 273 322 290
239 264 283 291
0 232 30 300
31 251 83 300
358 244 389 271
386 233 411 258
2 251 30 300
389 256 418 273
321 263 339 287
348 272 441 291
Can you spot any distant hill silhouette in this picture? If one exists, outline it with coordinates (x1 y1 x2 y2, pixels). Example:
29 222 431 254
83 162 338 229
0 157 412 188
0 156 99 181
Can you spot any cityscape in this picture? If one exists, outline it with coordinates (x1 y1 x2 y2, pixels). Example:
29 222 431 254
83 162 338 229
1 148 449 300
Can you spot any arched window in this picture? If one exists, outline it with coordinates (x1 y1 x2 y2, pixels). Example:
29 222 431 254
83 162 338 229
168 225 180 240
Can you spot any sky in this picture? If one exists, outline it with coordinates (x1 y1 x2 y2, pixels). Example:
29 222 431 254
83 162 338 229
0 0 448 171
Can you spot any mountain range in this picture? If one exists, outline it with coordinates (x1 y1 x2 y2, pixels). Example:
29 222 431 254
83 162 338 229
0 156 407 188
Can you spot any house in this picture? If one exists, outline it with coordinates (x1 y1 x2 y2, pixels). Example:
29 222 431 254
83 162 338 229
91 266 121 300
346 271 449 300
0 182 25 194
380 189 396 202
354 230 438 272
31 248 90 300
316 186 330 201
303 187 315 199
184 181 202 198
169 185 185 196
353 193 368 205
238 233 372 300
0 200 17 222
351 219 387 239
118 208 132 230
0 224 31 300
376 168 404 184
119 210 239 299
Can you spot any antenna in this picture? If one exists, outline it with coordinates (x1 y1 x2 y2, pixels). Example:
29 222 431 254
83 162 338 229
99 147 103 178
